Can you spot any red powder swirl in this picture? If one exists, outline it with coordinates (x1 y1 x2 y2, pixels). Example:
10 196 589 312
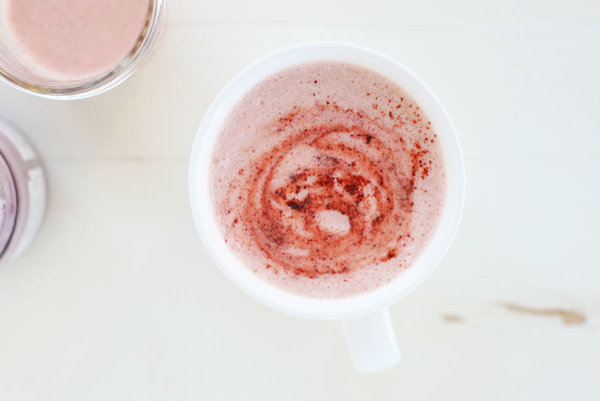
236 103 432 278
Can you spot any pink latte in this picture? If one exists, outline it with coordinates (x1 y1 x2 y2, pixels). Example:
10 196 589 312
211 62 446 298
4 0 149 80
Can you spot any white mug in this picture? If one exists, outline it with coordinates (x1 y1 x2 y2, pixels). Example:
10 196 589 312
189 42 465 372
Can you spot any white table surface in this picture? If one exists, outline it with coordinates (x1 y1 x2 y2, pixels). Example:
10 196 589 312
1 1 599 400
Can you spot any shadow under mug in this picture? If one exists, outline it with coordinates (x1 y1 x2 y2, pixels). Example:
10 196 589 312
189 42 465 372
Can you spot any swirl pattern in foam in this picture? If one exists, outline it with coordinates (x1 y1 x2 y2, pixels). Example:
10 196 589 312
211 61 445 298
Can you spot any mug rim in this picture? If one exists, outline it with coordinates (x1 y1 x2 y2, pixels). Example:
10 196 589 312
189 42 465 320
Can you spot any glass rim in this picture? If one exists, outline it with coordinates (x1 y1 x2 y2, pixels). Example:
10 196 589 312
0 149 17 260
0 0 166 100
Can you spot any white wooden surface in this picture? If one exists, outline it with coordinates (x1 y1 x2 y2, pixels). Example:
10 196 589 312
1 1 599 400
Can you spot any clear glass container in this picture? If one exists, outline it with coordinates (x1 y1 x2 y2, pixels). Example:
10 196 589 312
0 0 165 99
0 118 46 266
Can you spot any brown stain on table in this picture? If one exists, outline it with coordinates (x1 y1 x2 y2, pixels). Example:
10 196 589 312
502 303 586 325
441 314 464 323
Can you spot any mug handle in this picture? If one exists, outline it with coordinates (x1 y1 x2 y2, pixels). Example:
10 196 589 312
342 308 400 372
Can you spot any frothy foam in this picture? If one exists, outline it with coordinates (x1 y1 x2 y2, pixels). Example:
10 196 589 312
3 0 148 81
210 61 446 298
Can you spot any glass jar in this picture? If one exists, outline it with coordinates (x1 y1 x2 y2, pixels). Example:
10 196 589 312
0 0 166 99
0 118 46 266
